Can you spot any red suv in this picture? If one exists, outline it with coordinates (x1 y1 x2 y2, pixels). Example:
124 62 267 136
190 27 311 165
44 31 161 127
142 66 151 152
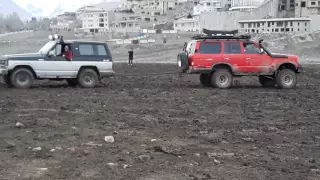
178 30 302 89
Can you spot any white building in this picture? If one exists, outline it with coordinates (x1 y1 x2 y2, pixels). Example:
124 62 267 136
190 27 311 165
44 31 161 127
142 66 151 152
173 15 200 32
238 17 311 33
80 11 115 33
76 5 105 19
231 0 263 7
193 0 222 15
121 0 177 15
295 0 320 17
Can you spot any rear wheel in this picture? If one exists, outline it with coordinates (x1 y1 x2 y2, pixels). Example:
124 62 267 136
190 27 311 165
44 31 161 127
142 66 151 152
77 68 99 88
276 69 297 89
200 73 211 87
211 69 233 89
259 76 276 87
10 68 34 89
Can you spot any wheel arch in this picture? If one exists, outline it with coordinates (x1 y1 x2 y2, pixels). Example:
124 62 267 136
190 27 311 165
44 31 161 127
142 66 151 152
211 63 233 74
276 62 298 73
77 66 100 77
10 65 37 78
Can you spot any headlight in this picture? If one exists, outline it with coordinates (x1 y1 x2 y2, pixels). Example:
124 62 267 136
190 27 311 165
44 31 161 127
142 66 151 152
0 60 8 66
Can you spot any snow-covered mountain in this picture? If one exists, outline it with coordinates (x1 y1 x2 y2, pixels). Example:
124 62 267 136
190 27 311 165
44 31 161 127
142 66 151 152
11 0 121 18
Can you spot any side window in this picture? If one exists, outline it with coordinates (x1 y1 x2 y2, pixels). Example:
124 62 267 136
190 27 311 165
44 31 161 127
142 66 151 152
243 42 260 54
224 42 241 54
199 42 221 54
79 44 94 55
95 44 107 56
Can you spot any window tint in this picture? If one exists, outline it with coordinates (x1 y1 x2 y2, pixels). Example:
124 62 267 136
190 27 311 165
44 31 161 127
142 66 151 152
96 44 107 56
199 42 221 54
79 44 94 55
224 42 241 54
243 43 260 54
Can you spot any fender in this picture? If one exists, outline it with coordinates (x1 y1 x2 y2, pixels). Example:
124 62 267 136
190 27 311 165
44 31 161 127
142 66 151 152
274 61 298 72
211 62 234 73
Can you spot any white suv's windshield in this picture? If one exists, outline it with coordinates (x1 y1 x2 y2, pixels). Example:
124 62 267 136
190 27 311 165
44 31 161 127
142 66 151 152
38 41 56 54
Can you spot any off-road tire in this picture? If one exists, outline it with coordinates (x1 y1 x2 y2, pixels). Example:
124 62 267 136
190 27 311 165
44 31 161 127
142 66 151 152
77 68 99 88
211 69 233 89
10 68 34 89
200 73 212 87
177 52 189 73
276 69 297 89
66 79 78 87
259 75 276 87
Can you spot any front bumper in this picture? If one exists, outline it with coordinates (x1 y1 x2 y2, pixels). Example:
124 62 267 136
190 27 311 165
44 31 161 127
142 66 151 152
297 64 302 73
0 66 8 76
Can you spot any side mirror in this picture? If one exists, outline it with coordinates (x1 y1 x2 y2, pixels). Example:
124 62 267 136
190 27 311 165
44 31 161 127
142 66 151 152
260 48 264 54
48 50 55 57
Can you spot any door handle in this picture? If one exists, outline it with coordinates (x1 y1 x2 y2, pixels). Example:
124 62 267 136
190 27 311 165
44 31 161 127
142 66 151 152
205 58 213 60
103 59 109 62
224 58 229 60
38 59 44 61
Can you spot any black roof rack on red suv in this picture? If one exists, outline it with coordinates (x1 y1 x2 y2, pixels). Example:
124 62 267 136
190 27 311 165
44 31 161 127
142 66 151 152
191 28 251 40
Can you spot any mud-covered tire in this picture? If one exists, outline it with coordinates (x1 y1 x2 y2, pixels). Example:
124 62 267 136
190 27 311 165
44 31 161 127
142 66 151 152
177 52 189 73
77 68 99 88
211 69 233 89
276 69 297 89
66 79 78 87
10 68 34 89
259 76 276 87
200 73 212 87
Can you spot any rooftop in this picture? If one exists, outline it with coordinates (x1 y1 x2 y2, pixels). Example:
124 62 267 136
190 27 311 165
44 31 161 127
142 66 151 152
238 17 311 23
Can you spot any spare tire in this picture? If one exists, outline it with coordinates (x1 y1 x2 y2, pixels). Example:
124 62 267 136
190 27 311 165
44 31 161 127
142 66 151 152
177 52 189 73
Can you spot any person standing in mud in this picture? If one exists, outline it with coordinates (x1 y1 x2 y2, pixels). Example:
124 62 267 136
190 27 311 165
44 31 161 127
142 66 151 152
128 47 133 65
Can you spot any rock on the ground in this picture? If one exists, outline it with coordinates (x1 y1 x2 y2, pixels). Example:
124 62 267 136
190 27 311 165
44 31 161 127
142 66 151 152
32 147 42 151
15 122 24 128
107 162 118 167
104 136 115 143
138 155 151 162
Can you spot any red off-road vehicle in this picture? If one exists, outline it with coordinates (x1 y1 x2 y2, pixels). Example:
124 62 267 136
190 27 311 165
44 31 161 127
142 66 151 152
178 30 302 89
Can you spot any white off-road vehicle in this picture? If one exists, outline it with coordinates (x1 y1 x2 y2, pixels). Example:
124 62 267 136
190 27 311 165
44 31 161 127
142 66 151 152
0 34 115 88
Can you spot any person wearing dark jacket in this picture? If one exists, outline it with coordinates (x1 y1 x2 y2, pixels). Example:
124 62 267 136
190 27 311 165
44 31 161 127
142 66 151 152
128 47 133 65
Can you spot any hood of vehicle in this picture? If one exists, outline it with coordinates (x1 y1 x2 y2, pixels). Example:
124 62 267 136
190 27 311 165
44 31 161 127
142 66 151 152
2 53 45 60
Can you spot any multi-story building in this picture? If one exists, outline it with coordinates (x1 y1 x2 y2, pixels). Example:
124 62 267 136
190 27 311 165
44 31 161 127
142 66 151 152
57 12 77 23
295 0 320 17
238 17 311 33
121 0 177 14
76 5 105 19
80 11 115 33
173 15 200 31
193 0 222 15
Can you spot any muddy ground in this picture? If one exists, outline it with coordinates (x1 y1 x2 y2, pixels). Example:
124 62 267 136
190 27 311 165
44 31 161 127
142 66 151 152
0 63 319 180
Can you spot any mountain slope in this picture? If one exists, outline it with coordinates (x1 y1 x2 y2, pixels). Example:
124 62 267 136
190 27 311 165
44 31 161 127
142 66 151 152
0 0 33 20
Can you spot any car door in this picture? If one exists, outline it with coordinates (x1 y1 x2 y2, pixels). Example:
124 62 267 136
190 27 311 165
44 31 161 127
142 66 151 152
44 43 75 78
242 41 273 73
94 43 113 74
222 41 247 73
196 41 223 68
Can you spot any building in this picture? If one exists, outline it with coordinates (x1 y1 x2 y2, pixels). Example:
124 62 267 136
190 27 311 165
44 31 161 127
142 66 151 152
76 5 105 19
121 0 177 15
193 0 222 15
57 12 77 23
231 0 264 7
295 0 320 17
238 17 311 33
111 13 142 32
80 11 115 33
173 15 200 31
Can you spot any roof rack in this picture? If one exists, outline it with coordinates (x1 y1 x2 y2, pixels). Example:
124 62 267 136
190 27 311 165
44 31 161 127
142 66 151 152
191 28 251 40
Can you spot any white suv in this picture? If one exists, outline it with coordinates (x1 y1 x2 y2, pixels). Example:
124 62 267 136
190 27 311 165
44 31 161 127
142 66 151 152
0 35 115 88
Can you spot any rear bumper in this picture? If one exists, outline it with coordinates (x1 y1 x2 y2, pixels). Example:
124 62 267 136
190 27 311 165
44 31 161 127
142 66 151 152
100 70 115 78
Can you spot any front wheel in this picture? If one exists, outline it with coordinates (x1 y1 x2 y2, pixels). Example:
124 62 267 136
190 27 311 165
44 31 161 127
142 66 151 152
77 69 99 88
211 69 233 89
276 69 297 89
10 68 34 88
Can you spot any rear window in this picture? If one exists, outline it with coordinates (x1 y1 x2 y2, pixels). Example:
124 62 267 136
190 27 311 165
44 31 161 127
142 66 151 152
224 42 241 54
78 43 108 56
199 42 221 54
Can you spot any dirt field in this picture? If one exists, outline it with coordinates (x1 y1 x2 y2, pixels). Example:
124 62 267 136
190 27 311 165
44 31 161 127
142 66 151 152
0 63 319 180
